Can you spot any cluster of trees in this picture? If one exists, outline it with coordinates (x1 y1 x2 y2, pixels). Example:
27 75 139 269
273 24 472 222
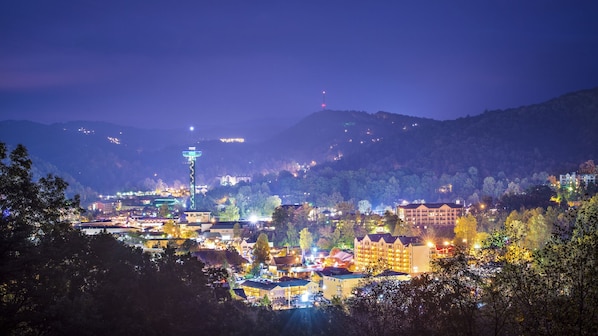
235 187 565 259
259 166 550 210
253 195 598 336
0 143 367 335
454 203 571 259
195 163 569 226
267 203 377 250
247 183 564 255
196 182 282 221
3 142 598 335
185 148 571 222
344 196 598 335
0 144 231 334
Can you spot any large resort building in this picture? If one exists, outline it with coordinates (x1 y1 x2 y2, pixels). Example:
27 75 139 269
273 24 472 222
397 202 464 229
354 233 431 274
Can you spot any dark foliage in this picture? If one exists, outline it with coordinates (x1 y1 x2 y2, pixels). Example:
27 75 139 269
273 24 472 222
499 185 557 212
2 132 598 335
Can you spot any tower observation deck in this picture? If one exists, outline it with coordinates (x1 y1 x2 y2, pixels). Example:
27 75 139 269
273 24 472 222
182 147 202 210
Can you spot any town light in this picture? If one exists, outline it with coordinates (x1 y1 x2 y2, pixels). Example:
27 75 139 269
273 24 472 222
301 292 309 302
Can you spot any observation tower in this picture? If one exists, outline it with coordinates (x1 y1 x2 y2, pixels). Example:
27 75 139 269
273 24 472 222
182 146 202 210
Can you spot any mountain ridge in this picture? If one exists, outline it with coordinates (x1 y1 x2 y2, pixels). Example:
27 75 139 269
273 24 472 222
1 87 597 201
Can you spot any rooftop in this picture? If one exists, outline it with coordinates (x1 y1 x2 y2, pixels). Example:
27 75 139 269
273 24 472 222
399 202 463 209
356 233 423 246
327 273 366 280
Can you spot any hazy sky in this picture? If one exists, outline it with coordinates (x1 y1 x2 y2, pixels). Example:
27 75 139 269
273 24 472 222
1 1 597 129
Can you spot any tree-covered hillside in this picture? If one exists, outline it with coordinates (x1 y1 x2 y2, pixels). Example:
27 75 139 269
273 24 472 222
317 87 598 178
0 87 597 203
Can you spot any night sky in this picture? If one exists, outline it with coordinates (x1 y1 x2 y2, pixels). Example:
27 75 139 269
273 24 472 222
1 1 597 130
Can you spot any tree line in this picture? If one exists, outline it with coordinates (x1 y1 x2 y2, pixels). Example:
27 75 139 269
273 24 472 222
2 142 597 335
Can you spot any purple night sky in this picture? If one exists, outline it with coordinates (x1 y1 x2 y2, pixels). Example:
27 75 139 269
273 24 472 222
1 1 597 130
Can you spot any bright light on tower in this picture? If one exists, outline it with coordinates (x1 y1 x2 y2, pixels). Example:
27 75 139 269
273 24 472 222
189 126 195 132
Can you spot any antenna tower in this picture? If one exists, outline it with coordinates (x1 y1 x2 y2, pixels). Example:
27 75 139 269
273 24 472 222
321 90 326 110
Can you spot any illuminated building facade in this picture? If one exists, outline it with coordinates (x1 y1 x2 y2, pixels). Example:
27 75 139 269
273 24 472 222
397 203 464 229
240 279 318 305
354 233 430 274
183 210 211 224
322 273 365 300
219 174 251 186
559 172 597 188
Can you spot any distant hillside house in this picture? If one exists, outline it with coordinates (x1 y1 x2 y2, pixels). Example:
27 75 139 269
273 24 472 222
313 267 352 288
132 217 169 231
559 172 596 188
322 273 365 300
87 201 116 214
354 233 430 274
219 175 251 186
206 222 241 241
183 210 211 224
240 279 318 306
397 202 463 229
116 199 145 212
240 238 274 257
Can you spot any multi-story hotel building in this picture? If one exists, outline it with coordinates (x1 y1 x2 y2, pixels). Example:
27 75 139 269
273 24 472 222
397 203 464 229
354 233 430 274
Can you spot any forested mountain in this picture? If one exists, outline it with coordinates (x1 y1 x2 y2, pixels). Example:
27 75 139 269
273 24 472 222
0 87 597 203
268 87 598 178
